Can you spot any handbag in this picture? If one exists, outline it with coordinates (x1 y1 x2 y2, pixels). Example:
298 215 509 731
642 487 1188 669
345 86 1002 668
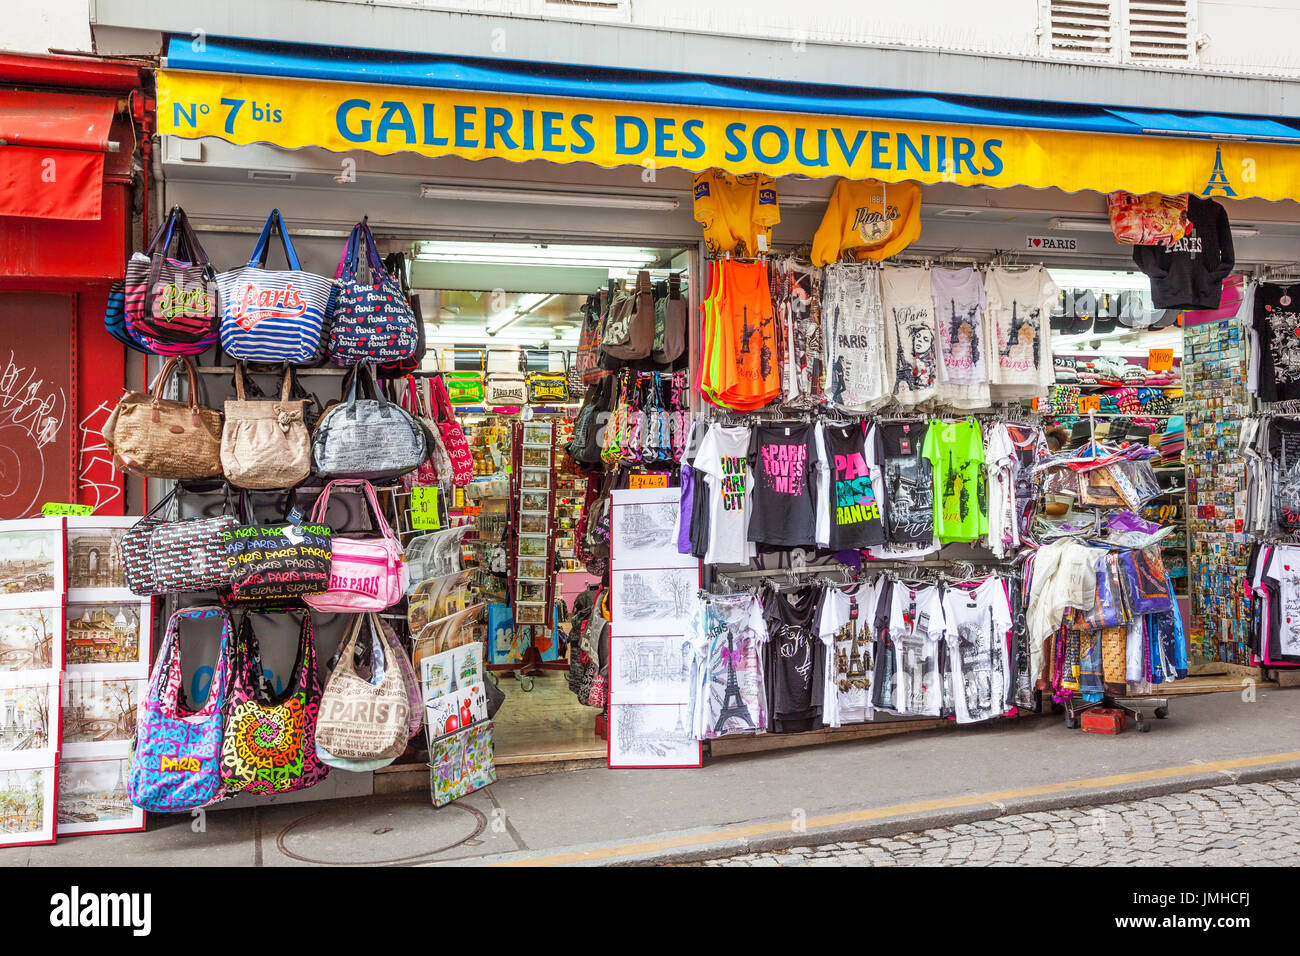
398 376 445 490
328 219 421 366
102 354 224 480
128 605 233 812
576 292 611 386
314 612 414 761
223 491 332 606
303 479 408 612
217 209 335 364
311 361 427 480
121 488 237 596
429 720 497 807
1107 191 1191 245
220 611 330 794
443 349 486 405
653 272 687 364
484 370 527 407
220 362 312 489
377 251 427 378
566 373 616 466
104 280 151 354
601 270 654 360
428 375 474 487
123 205 220 355
525 349 570 405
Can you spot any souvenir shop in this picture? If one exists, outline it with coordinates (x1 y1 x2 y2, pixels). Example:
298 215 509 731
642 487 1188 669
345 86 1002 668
11 34 1300 845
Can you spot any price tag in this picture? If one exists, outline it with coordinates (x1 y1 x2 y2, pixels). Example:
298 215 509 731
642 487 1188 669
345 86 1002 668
629 474 669 489
1079 395 1101 413
409 487 441 530
41 503 92 516
1148 348 1174 372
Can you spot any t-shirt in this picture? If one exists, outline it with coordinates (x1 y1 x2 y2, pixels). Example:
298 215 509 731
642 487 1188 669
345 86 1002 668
922 418 987 544
871 421 935 546
930 267 990 409
747 422 817 546
885 582 946 717
715 261 780 411
692 169 780 258
771 259 826 408
687 592 768 739
982 266 1059 400
880 265 940 408
1253 282 1300 403
694 424 755 566
761 585 827 733
815 420 886 550
985 422 1046 558
811 178 922 266
676 421 706 555
823 262 889 412
942 578 1013 724
817 579 878 726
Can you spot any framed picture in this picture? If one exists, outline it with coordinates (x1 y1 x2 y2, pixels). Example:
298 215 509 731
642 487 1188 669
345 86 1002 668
610 636 692 705
0 762 57 847
419 643 484 703
611 493 691 570
516 557 548 580
0 678 60 757
514 602 545 625
0 519 64 609
59 671 147 758
520 491 549 512
521 423 552 447
0 603 63 676
56 756 144 837
520 468 550 491
518 512 549 535
521 446 551 469
607 703 702 769
611 567 698 637
517 534 549 558
63 601 150 669
516 582 546 605
63 515 136 602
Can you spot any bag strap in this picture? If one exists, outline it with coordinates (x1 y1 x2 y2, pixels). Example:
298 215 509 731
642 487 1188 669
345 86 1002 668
248 208 303 271
150 355 203 420
310 479 398 544
233 361 249 402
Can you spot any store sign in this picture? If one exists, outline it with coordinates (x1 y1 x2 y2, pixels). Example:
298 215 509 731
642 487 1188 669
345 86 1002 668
409 487 441 530
1148 347 1174 372
1025 236 1077 252
41 502 93 516
155 70 1299 201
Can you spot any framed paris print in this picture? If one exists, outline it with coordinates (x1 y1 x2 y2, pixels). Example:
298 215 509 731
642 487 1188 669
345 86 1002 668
0 518 65 609
56 755 144 837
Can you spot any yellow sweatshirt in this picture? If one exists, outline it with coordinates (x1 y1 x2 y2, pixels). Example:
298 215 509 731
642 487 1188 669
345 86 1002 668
811 178 922 266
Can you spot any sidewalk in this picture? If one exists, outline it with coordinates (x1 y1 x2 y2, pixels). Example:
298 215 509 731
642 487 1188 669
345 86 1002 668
6 684 1298 867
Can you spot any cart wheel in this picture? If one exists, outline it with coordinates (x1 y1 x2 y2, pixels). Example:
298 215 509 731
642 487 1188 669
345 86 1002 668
1136 713 1151 733
1064 715 1079 729
519 676 535 692
1154 706 1169 719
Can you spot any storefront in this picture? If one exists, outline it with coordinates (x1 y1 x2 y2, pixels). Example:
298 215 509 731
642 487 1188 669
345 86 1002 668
0 53 151 520
28 33 1300 810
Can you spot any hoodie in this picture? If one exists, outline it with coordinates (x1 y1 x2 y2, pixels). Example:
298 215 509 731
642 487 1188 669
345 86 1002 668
1133 195 1235 310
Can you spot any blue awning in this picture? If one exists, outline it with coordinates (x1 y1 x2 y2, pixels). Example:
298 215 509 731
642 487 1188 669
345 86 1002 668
163 36 1300 144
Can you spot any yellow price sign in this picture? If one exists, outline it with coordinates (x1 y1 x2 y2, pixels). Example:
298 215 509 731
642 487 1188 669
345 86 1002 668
1148 348 1174 372
629 474 669 489
1079 395 1101 414
409 487 441 530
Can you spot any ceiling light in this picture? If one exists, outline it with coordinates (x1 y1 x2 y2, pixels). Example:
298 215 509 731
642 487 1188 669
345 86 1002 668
1049 216 1260 238
415 240 661 270
486 293 555 336
419 183 679 211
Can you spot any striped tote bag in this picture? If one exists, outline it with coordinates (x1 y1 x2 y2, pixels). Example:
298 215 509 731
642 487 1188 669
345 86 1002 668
217 209 334 364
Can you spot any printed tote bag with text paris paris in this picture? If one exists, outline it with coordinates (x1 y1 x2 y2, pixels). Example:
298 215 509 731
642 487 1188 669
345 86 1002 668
217 209 334 364
328 219 421 365
128 605 234 812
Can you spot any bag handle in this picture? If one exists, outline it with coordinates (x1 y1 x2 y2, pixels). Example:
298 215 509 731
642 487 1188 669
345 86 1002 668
309 478 399 545
343 218 386 282
443 347 486 373
150 355 204 423
247 208 303 271
156 605 233 716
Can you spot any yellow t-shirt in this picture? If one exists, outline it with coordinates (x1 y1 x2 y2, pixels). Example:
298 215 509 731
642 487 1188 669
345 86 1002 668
692 169 780 258
811 178 922 266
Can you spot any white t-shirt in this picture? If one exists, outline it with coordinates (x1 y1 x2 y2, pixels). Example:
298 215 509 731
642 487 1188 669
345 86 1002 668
823 262 889 413
1265 546 1300 657
817 578 880 726
982 266 1060 401
880 266 940 408
942 578 1013 724
929 267 990 409
693 424 756 566
862 421 940 560
887 583 946 717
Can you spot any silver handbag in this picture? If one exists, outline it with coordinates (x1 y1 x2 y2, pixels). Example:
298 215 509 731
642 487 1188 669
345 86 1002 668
311 362 426 480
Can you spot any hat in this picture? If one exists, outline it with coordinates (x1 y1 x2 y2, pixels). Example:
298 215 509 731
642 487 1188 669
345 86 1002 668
1092 290 1120 334
1055 289 1096 335
1150 309 1182 330
1116 290 1159 329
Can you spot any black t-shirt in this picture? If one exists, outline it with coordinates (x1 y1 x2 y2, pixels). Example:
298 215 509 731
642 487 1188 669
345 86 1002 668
1133 195 1235 311
761 585 825 733
820 420 886 550
1254 283 1300 403
747 422 817 546
873 421 934 545
1269 417 1300 533
870 579 897 712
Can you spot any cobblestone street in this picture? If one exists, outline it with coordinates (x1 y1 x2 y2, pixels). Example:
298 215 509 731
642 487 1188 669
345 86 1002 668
689 780 1300 866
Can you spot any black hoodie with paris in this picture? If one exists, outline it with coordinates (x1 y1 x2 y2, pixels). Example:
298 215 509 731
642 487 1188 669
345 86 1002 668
1133 195 1236 311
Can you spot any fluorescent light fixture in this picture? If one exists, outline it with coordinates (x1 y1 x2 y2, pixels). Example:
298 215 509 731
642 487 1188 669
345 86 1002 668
419 183 679 211
486 293 556 336
415 240 661 270
1050 217 1259 238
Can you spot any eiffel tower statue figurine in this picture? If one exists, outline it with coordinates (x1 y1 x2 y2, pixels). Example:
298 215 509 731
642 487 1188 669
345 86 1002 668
714 635 755 733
